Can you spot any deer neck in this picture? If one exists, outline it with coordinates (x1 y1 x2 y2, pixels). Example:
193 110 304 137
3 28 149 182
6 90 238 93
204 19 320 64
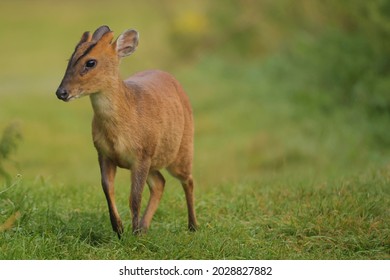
90 78 134 122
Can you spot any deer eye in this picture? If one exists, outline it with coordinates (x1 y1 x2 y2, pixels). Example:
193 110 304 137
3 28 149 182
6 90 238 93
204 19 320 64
85 59 97 69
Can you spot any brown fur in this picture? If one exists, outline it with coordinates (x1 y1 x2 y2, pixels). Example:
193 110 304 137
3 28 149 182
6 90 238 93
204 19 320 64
56 26 197 237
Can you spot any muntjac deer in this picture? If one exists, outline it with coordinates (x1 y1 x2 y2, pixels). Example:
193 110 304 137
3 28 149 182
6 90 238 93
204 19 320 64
56 25 198 238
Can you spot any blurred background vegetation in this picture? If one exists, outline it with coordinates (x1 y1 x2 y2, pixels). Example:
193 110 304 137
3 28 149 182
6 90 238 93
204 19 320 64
0 0 389 186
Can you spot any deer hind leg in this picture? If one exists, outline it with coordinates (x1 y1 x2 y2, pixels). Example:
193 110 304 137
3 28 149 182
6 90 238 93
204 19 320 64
139 170 166 233
168 165 198 231
181 175 198 231
99 155 123 239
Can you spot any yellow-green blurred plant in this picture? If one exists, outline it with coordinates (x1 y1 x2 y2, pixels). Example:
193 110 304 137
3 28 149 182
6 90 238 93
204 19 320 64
0 123 22 184
169 9 210 60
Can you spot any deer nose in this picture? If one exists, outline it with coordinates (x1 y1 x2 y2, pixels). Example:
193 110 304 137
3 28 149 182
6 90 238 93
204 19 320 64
56 87 69 101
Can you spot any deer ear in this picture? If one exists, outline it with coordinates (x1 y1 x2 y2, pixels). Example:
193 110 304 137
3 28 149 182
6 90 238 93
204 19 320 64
114 29 139 58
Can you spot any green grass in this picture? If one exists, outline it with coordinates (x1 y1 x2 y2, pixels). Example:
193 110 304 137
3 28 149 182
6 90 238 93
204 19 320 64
1 0 390 259
1 169 389 259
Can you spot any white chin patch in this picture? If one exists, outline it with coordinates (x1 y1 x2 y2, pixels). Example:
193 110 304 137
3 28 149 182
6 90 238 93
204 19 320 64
67 92 85 101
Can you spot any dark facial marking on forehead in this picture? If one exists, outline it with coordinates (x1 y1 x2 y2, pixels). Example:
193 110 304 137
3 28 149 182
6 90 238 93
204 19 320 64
71 42 97 67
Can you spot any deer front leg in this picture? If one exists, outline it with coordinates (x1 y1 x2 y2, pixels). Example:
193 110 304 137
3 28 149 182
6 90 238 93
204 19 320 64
130 158 151 234
99 154 123 238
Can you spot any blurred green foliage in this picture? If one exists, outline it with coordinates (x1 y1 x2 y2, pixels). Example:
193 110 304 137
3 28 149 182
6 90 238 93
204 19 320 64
169 0 390 113
164 0 390 181
0 123 22 184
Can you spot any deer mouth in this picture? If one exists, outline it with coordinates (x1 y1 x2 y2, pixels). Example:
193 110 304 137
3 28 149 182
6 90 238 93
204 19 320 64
56 88 85 102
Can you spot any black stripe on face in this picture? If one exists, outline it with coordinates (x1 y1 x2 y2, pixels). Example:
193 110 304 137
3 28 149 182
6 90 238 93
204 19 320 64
72 42 97 67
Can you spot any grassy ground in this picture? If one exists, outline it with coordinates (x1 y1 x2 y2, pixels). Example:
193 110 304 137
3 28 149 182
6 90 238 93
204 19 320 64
1 0 389 259
1 170 389 259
